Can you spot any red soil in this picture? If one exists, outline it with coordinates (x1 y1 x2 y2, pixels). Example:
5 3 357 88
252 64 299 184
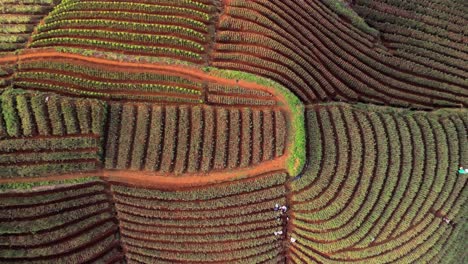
0 50 293 186
0 156 287 189
1 50 291 109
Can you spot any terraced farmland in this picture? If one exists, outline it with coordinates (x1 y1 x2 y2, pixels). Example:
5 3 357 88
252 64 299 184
0 0 59 54
0 179 124 263
0 0 466 263
290 104 467 263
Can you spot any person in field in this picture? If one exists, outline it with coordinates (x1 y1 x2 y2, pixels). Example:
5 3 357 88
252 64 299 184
458 167 468 174
274 204 280 211
280 205 288 213
274 230 283 236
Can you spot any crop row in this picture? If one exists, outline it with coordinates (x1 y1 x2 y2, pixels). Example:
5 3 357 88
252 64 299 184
30 37 203 61
0 90 106 178
36 19 206 42
45 11 207 32
104 102 288 174
33 0 214 62
288 103 467 262
0 1 57 53
0 179 124 262
19 60 203 87
15 59 204 103
0 90 106 138
109 171 286 262
207 84 278 106
52 0 213 21
214 0 467 108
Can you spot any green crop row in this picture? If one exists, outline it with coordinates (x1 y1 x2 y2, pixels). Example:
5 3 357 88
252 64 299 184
38 19 205 41
251 109 263 165
116 198 277 220
0 136 98 152
199 107 214 172
207 83 273 98
143 106 164 171
186 106 203 172
0 149 97 164
16 71 202 95
173 106 190 174
159 106 178 173
19 60 202 88
115 104 135 170
2 192 108 219
31 27 204 51
129 105 150 171
0 198 110 234
50 1 211 22
0 34 28 43
1 0 55 4
207 94 277 106
0 177 100 192
0 24 35 34
1 4 51 14
2 223 121 263
0 161 97 178
30 37 202 60
112 184 284 211
111 171 287 201
227 109 240 169
63 0 213 12
45 10 207 30
213 108 228 170
15 81 203 104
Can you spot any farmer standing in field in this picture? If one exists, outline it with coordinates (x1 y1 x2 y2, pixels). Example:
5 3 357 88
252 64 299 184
458 167 468 174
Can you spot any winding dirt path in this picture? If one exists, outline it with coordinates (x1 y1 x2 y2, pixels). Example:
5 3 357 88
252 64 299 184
0 50 290 109
0 156 287 190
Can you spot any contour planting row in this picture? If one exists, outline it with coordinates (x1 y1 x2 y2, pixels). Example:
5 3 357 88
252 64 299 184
0 0 59 54
288 103 468 263
213 0 467 108
104 103 288 174
31 0 215 62
15 59 204 103
109 171 288 263
0 180 124 263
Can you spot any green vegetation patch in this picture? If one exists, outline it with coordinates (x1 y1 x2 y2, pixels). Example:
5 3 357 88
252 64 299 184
0 176 100 191
205 67 306 177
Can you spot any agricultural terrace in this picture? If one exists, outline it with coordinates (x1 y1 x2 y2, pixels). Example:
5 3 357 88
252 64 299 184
214 0 467 108
0 178 125 263
0 0 59 55
0 50 305 180
31 0 215 63
0 0 467 263
290 103 467 263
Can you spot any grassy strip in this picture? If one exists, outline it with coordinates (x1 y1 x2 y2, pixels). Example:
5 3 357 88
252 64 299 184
0 176 100 191
204 67 306 176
